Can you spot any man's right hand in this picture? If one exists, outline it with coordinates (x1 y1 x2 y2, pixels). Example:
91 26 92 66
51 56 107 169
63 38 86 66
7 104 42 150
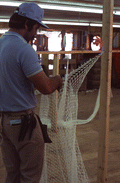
29 71 63 95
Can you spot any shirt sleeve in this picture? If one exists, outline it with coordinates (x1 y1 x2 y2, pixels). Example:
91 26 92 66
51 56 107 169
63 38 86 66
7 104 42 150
19 44 43 78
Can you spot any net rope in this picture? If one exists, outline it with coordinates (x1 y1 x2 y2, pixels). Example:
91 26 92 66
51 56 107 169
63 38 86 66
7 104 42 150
39 53 102 183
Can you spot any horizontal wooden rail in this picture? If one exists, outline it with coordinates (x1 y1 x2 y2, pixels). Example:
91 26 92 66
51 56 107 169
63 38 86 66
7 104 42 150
37 50 101 55
37 50 120 55
112 50 120 53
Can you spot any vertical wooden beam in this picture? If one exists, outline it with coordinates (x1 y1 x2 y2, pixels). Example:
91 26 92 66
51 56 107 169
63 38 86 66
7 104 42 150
97 0 114 183
61 30 66 59
53 54 59 77
42 54 49 76
51 54 60 131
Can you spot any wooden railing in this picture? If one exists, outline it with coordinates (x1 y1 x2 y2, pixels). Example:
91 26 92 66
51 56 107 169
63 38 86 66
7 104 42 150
36 49 120 91
37 50 101 76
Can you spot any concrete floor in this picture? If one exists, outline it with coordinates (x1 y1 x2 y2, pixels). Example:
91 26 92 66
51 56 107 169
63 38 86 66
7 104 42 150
0 88 120 183
77 88 120 183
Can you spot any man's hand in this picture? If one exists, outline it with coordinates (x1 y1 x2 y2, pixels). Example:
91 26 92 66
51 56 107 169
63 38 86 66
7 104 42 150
56 75 63 91
93 36 103 50
29 71 63 95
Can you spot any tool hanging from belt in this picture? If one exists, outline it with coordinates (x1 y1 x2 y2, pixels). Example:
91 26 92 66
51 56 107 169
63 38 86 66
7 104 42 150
18 112 36 142
36 114 52 143
18 112 52 143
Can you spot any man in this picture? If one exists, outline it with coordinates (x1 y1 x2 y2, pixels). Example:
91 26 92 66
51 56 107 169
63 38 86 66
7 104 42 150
0 2 62 183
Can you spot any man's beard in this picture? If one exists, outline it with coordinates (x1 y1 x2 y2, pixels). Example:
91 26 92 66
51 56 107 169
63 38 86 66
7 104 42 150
24 34 35 43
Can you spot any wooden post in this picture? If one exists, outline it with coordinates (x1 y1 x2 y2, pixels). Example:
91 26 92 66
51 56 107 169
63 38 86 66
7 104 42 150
51 54 60 131
97 0 114 182
53 54 60 76
42 54 49 76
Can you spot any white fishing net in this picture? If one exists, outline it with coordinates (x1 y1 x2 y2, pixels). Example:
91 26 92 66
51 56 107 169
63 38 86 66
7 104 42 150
39 53 102 183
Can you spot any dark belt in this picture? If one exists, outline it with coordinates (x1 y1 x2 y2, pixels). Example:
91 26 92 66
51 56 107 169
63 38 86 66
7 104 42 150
1 108 34 117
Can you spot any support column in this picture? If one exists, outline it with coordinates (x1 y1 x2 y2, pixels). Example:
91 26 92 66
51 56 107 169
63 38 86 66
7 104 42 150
42 54 49 76
51 54 60 131
97 0 114 182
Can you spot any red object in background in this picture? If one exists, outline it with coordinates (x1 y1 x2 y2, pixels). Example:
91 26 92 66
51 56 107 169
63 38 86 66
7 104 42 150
112 48 120 87
113 48 120 79
34 39 38 45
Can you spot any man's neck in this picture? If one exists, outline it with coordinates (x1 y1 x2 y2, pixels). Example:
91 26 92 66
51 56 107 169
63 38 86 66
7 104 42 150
9 28 26 38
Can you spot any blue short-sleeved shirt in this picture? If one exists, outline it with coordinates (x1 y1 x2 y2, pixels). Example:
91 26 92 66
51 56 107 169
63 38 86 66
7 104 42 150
0 31 43 111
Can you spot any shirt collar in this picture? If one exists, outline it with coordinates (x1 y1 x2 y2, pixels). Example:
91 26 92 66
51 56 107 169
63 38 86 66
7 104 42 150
4 31 27 43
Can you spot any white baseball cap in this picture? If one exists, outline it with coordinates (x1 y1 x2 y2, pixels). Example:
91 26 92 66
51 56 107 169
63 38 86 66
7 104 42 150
14 2 49 29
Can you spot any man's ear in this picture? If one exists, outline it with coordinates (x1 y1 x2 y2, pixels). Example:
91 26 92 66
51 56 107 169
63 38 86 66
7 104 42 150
25 20 28 30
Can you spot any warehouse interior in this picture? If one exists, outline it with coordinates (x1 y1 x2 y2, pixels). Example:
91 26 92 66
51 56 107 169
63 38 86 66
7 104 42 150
1 0 120 88
0 1 120 183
